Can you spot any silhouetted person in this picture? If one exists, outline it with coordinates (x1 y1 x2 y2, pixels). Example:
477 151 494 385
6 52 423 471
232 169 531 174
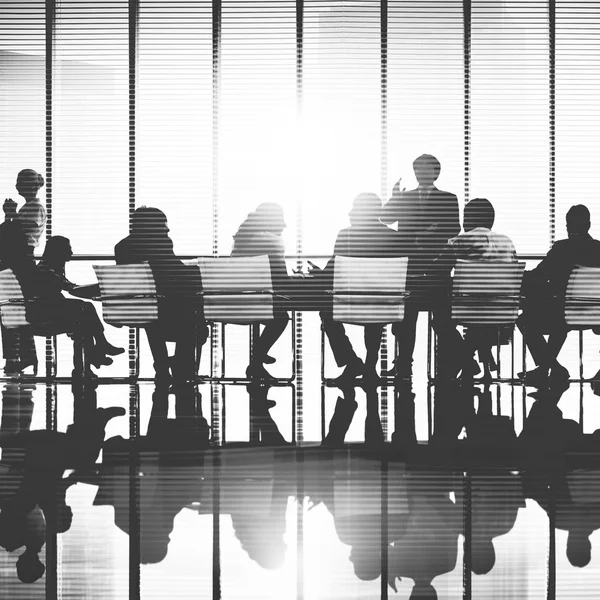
320 192 409 384
231 203 290 381
381 154 460 380
434 198 518 377
38 235 101 300
115 206 207 380
518 205 600 387
0 221 121 375
1 169 45 375
0 382 124 583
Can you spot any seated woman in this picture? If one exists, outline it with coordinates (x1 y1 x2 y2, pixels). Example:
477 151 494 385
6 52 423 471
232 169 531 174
231 203 290 380
0 222 123 375
115 207 207 380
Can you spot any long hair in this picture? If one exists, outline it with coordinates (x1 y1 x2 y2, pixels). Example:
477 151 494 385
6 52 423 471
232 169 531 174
233 202 285 244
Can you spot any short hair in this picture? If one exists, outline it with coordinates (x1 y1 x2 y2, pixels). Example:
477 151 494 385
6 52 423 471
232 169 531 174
16 169 44 191
464 198 495 230
412 154 441 179
131 206 168 233
566 204 591 234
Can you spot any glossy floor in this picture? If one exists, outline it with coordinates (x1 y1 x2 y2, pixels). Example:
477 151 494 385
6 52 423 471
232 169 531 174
2 378 600 599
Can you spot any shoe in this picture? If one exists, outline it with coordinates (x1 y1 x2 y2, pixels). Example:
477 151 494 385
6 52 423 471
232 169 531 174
333 357 364 386
246 363 277 383
549 364 570 383
461 359 481 378
518 367 549 388
591 369 600 396
99 342 125 356
263 354 276 365
382 362 412 380
5 358 38 376
89 351 113 369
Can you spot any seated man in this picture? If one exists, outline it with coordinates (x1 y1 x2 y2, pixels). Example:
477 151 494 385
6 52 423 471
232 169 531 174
320 192 408 383
434 197 517 376
115 207 208 380
518 205 600 387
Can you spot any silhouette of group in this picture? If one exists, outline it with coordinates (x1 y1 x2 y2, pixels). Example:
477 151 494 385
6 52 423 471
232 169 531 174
2 157 600 387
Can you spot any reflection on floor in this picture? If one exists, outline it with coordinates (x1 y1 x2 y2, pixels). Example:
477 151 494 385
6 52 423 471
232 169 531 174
2 378 600 599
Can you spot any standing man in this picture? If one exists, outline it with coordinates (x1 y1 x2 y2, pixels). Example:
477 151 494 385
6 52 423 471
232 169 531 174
381 154 461 379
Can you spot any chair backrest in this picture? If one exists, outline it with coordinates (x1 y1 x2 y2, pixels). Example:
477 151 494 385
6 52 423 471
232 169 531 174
565 265 600 327
452 260 525 325
93 263 159 327
198 255 275 323
332 256 409 324
0 269 29 328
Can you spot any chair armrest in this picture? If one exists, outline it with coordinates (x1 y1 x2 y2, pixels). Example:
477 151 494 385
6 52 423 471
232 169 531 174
199 289 275 296
99 293 163 301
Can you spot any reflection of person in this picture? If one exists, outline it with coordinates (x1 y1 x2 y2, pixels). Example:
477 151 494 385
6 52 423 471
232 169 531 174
231 203 290 380
115 207 207 380
434 198 517 377
381 155 461 381
0 383 124 584
321 193 409 383
0 221 121 374
97 383 209 564
388 471 462 600
518 205 600 387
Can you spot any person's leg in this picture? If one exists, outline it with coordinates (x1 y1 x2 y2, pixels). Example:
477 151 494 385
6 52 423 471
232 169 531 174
517 313 550 369
364 325 384 370
322 317 360 368
547 326 569 379
389 306 418 377
431 306 467 379
253 314 290 361
145 326 170 379
79 301 123 355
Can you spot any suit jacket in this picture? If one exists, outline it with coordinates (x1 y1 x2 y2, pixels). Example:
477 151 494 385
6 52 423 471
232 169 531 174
333 222 409 259
527 233 600 300
381 184 460 274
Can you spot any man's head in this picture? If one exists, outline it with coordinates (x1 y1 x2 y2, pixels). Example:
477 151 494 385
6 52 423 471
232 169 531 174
413 154 441 186
566 204 591 236
16 169 44 200
463 198 495 232
349 192 382 226
131 206 169 236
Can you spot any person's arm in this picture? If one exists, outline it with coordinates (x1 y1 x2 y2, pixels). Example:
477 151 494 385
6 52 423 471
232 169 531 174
435 192 461 243
380 178 404 225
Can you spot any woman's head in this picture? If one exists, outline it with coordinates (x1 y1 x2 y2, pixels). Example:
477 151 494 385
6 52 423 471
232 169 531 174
254 203 286 235
42 236 73 264
349 193 382 226
16 169 45 200
131 206 169 236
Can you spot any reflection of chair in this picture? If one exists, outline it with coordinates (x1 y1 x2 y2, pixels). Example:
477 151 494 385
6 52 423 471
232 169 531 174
198 255 294 382
0 269 84 377
93 263 160 378
450 260 525 379
322 256 409 381
565 265 600 380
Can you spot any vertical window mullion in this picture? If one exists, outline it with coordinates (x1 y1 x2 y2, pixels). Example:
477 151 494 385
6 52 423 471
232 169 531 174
463 0 471 205
549 0 556 245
